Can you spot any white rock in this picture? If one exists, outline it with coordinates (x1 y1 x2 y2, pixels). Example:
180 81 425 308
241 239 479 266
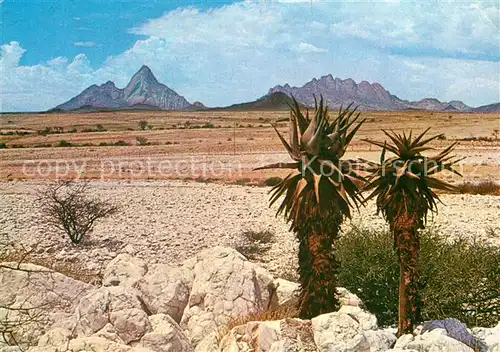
218 318 316 352
311 311 371 352
103 253 148 287
406 328 474 352
473 322 500 352
363 329 396 352
67 336 132 352
140 314 193 352
73 286 152 344
337 287 362 307
193 332 219 352
338 305 378 331
0 262 93 348
134 264 193 323
273 279 300 306
92 323 125 344
180 247 275 347
393 334 414 349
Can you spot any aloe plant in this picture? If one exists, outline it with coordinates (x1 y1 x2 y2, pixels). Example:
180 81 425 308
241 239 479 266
363 129 463 335
255 97 365 318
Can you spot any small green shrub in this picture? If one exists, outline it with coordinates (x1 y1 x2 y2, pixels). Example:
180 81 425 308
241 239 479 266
337 226 500 328
58 140 72 147
114 140 130 146
0 142 7 149
139 120 148 130
201 122 215 128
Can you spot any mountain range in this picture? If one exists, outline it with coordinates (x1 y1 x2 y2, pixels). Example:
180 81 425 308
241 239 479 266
54 66 194 111
268 75 473 111
53 66 499 112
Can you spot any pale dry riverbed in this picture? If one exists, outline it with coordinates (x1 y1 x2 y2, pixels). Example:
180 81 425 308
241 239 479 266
1 179 499 277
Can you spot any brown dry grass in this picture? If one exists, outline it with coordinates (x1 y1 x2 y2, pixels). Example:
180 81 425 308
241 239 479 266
1 247 101 285
214 303 299 346
456 180 500 195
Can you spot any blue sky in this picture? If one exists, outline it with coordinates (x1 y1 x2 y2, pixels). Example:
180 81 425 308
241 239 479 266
1 0 499 111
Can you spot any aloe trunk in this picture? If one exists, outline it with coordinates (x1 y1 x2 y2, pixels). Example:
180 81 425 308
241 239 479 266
297 214 342 318
393 211 421 336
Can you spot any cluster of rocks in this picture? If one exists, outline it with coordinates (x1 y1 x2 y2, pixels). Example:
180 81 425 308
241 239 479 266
1 246 498 352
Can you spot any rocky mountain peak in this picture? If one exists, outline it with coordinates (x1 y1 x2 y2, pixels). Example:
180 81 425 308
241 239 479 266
268 75 472 111
54 66 192 111
127 65 159 88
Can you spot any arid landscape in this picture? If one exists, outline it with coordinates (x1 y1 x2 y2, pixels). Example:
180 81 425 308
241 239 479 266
1 108 499 351
2 0 500 350
1 110 499 182
1 109 499 271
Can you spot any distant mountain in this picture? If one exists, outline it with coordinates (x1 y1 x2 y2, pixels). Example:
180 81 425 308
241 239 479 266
268 75 472 111
219 92 307 111
473 102 500 113
54 66 193 111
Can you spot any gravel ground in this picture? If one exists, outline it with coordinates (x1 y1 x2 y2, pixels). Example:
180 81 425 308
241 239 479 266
1 180 499 278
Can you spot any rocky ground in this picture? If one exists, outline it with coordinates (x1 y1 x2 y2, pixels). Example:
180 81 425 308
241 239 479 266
1 179 499 278
1 246 499 352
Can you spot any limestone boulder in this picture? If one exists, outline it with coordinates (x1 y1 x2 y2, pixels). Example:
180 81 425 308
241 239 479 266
103 254 148 287
311 311 371 352
133 264 193 323
73 286 152 344
398 328 474 352
0 262 93 348
218 318 316 352
180 247 275 347
139 314 193 352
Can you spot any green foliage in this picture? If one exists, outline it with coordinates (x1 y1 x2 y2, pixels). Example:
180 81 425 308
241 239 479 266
114 140 130 146
139 120 148 130
0 142 7 149
364 129 462 224
202 121 215 128
337 226 500 328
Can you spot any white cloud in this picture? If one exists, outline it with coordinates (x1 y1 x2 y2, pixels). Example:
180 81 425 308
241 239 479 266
0 41 26 67
73 41 96 47
1 1 499 111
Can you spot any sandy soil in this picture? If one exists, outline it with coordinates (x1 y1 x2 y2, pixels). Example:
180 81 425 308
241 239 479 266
1 180 498 278
1 110 499 182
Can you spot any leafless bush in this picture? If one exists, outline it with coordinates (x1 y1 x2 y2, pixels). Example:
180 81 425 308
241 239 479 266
37 180 117 244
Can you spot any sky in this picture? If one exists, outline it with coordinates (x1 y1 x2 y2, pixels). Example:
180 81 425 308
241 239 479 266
0 0 499 112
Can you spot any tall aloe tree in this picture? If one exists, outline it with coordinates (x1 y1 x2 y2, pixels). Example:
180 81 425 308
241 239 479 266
363 129 463 336
255 97 365 319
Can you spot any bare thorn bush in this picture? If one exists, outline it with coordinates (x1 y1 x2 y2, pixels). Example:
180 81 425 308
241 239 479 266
37 180 117 244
